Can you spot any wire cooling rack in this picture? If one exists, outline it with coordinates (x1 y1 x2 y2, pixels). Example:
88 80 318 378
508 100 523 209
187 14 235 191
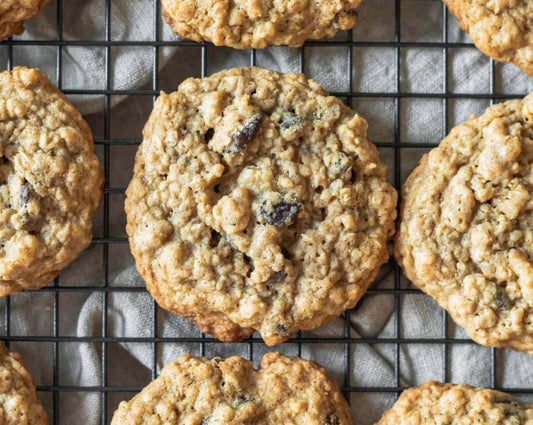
1 0 532 424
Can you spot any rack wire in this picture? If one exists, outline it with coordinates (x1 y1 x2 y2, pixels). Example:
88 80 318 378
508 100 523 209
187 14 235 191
1 0 531 424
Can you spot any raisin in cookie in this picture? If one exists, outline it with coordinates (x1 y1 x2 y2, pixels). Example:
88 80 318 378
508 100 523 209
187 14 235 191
162 0 363 49
444 0 533 76
0 67 104 296
0 342 48 424
111 353 351 425
125 67 397 345
395 94 533 352
0 0 49 40
376 381 532 425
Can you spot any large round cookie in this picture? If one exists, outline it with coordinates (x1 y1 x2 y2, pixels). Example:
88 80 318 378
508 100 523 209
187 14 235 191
125 67 397 345
395 94 533 352
0 342 48 424
444 0 533 76
0 67 103 296
161 0 363 49
0 0 49 39
111 353 352 425
376 381 533 425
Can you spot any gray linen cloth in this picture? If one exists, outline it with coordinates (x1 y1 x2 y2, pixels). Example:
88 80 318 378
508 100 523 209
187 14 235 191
0 0 532 424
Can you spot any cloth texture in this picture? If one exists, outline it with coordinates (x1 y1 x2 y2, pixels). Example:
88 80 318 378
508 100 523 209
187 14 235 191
1 0 532 424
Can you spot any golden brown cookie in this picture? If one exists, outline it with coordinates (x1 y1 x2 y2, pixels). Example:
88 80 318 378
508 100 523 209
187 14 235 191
111 353 352 425
125 67 397 345
395 94 533 352
0 67 104 296
376 381 533 425
444 0 533 76
0 342 48 424
162 0 364 49
0 0 49 39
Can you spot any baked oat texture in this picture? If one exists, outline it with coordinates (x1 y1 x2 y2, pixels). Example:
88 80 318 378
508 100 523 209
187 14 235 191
161 0 364 49
376 381 533 425
444 0 533 76
0 342 48 425
111 352 352 425
125 67 397 345
0 0 49 40
0 67 104 296
395 94 533 352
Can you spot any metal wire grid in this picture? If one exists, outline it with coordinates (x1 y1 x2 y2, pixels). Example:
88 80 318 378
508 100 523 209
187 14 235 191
0 0 531 423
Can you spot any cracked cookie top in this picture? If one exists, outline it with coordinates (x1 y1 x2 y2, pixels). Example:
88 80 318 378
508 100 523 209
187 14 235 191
444 0 533 76
162 0 364 49
0 342 48 425
395 94 533 352
111 353 352 425
125 67 397 345
376 382 533 425
0 0 49 39
0 67 104 296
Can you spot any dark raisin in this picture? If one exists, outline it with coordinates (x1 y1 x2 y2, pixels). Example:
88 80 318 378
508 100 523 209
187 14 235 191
326 413 340 425
268 270 287 282
213 184 221 193
209 230 221 248
279 112 304 130
226 114 263 154
20 182 31 207
265 269 287 290
281 247 291 260
505 411 519 420
0 156 7 165
234 394 252 408
494 289 511 309
259 199 301 227
277 324 287 333
503 407 520 423
204 128 214 142
243 254 254 275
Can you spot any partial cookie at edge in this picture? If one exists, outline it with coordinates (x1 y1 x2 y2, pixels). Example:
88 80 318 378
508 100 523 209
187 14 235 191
395 93 533 352
444 0 533 76
161 0 364 49
0 342 48 424
0 0 50 39
111 353 352 425
0 67 104 296
376 381 533 425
